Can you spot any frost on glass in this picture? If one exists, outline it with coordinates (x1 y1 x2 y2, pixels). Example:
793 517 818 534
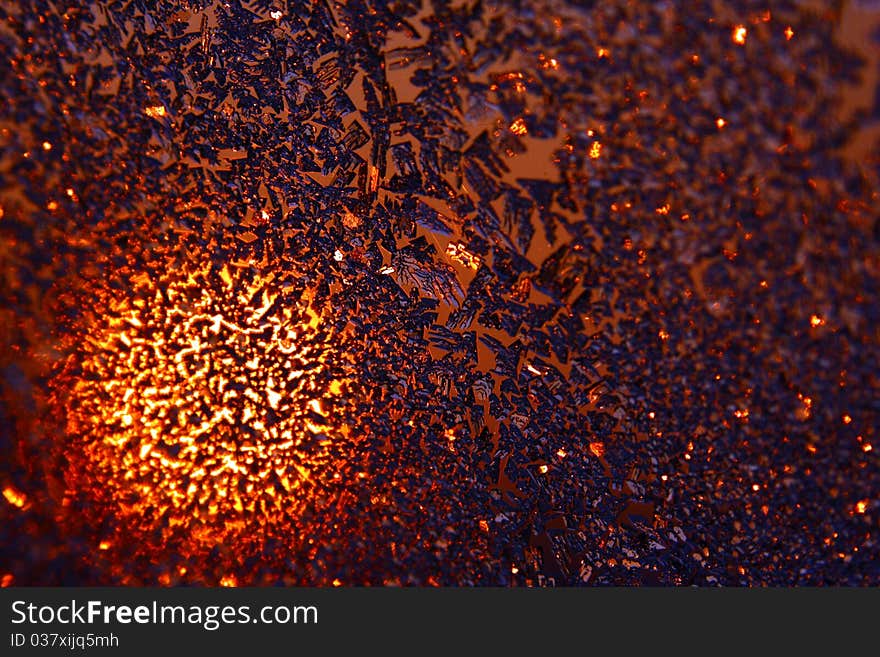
0 0 877 586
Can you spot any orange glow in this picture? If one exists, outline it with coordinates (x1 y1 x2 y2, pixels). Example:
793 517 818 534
733 25 747 45
589 442 605 458
342 209 360 228
716 118 726 129
589 142 602 159
597 47 609 58
42 141 52 151
0 574 13 587
145 105 166 118
540 55 559 69
446 241 482 270
509 117 528 136
854 500 868 514
784 26 794 41
51 258 353 570
220 575 238 587
2 487 26 508
810 314 824 327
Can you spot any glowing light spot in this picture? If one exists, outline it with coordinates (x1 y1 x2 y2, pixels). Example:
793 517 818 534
42 141 52 151
843 415 852 425
589 142 602 159
589 442 605 458
597 47 610 58
538 464 549 474
1 574 13 587
145 105 166 118
98 540 111 550
2 487 26 508
810 315 824 327
784 26 794 41
556 449 567 458
752 484 760 492
509 117 528 136
716 118 726 129
733 25 747 45
220 575 237 587
53 259 352 564
47 200 58 211
266 387 282 409
854 500 868 515
446 242 482 270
